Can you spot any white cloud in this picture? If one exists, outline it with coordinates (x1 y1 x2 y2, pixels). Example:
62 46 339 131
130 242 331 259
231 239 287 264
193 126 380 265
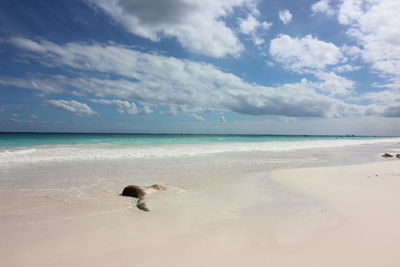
278 9 293 24
7 37 48 53
340 44 362 59
92 99 153 115
47 99 97 116
238 13 272 46
314 0 400 78
311 0 335 16
0 75 65 94
239 14 259 35
189 113 204 121
5 37 393 118
86 0 250 58
269 34 344 72
334 64 361 72
314 71 355 96
362 87 400 105
339 0 400 77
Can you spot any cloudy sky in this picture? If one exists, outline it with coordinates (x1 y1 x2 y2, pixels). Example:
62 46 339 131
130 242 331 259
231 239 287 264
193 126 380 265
0 0 399 135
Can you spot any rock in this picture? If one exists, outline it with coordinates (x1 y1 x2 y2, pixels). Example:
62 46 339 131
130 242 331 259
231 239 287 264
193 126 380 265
121 184 168 212
382 153 394 158
121 185 146 198
396 154 400 159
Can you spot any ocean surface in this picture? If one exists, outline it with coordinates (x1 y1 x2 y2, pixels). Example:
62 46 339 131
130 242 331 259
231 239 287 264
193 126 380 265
0 133 399 165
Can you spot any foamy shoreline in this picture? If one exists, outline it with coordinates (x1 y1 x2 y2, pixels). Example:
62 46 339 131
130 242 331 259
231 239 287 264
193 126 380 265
1 137 399 165
0 142 400 266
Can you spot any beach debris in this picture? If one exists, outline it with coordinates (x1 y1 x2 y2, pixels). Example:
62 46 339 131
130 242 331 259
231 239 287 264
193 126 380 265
382 153 394 158
121 184 167 212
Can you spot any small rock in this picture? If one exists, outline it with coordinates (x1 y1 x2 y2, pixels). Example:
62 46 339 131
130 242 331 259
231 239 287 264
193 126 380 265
396 154 400 159
382 153 394 158
121 185 146 198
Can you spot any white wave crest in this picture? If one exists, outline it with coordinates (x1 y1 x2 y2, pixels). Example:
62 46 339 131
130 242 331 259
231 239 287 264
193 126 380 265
0 138 399 165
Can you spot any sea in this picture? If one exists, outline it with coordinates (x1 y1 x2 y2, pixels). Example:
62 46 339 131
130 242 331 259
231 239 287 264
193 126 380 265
0 132 398 165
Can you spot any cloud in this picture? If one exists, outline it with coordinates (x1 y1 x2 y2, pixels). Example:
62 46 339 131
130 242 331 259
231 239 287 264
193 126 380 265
220 116 226 123
189 113 204 121
47 99 97 116
86 0 250 58
0 75 65 94
312 0 400 78
334 64 361 73
362 86 400 106
269 34 344 72
239 14 272 34
314 71 355 96
238 14 272 46
278 9 293 24
382 105 400 117
92 99 153 115
311 0 335 16
339 0 400 77
4 37 393 117
340 44 362 60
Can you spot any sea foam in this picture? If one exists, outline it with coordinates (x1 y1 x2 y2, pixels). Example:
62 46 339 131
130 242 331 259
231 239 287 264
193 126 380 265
0 138 399 165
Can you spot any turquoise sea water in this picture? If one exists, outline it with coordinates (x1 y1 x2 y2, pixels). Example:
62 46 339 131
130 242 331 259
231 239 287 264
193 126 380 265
0 132 389 149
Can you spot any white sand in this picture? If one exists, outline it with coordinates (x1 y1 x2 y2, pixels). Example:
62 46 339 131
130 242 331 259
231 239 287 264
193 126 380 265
1 145 400 266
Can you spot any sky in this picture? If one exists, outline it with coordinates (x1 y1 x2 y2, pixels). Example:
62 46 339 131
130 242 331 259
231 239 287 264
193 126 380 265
0 0 399 135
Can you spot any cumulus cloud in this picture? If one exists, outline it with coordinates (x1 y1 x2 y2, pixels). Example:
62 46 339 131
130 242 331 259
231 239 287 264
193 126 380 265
269 34 344 72
47 99 97 116
278 9 293 24
340 0 400 77
92 99 153 115
86 0 249 58
4 37 391 117
312 0 400 78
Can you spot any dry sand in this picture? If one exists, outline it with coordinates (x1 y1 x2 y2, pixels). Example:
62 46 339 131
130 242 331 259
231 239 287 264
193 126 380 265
1 147 400 266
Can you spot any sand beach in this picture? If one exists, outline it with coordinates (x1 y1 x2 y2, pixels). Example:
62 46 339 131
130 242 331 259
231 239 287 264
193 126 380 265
1 140 400 266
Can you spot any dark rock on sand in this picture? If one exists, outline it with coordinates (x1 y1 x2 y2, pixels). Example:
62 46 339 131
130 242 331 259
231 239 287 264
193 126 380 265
122 185 146 198
382 153 394 158
396 154 400 159
121 184 168 212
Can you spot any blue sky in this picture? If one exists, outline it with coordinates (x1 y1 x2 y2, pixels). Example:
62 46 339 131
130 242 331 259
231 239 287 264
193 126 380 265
0 0 399 135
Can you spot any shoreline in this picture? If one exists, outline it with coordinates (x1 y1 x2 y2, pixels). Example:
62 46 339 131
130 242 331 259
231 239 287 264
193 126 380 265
0 142 399 266
1 137 399 166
